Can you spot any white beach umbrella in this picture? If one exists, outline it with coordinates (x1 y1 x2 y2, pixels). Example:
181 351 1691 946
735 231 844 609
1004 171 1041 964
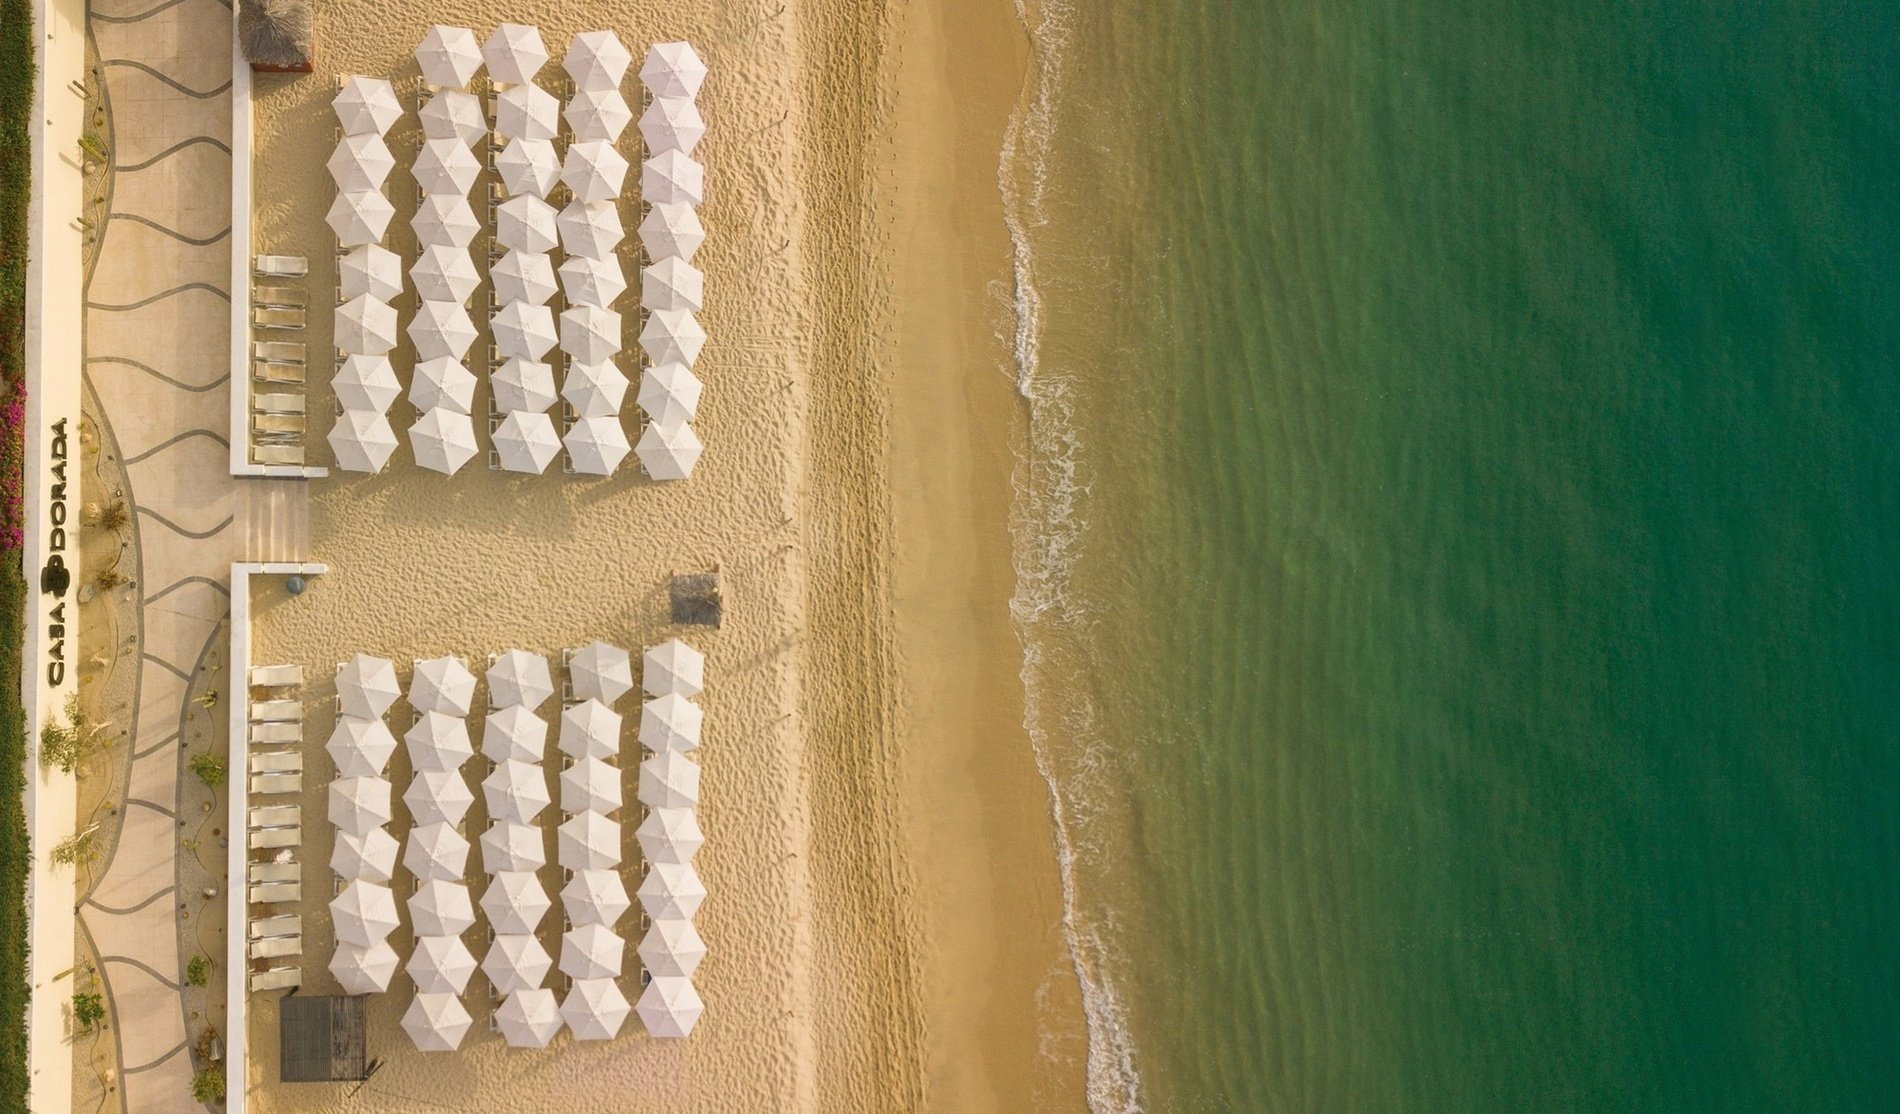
561 868 631 929
491 357 558 413
495 988 562 1048
638 309 706 366
413 195 481 250
563 416 631 476
495 137 561 199
638 203 706 262
400 991 472 1052
409 879 476 937
638 97 706 156
487 649 554 709
326 190 395 247
416 25 483 89
331 825 399 883
334 293 397 354
480 870 552 934
496 83 560 143
563 30 632 92
491 301 558 362
327 409 398 472
407 934 477 995
404 710 474 771
482 23 548 87
636 808 705 866
492 411 562 474
569 641 634 705
642 639 705 698
480 704 547 763
637 363 702 426
637 918 706 979
640 42 708 100
560 140 629 204
558 923 624 981
329 940 399 994
409 407 479 475
327 132 394 192
557 811 621 871
491 250 558 306
419 89 488 146
495 194 559 254
637 750 700 810
325 715 397 777
565 87 631 142
483 759 552 825
558 305 621 366
559 756 622 815
338 244 402 303
636 976 704 1039
336 653 400 718
641 256 704 313
636 861 706 920
410 244 481 303
557 255 627 310
561 978 631 1042
483 934 553 996
558 699 622 761
635 420 704 482
407 300 478 362
327 776 391 835
410 655 477 716
641 150 705 207
330 880 399 947
561 360 630 419
403 820 470 882
333 76 401 136
555 199 623 261
639 693 703 751
403 768 475 826
408 355 476 408
412 137 482 196
331 355 400 413
479 821 545 873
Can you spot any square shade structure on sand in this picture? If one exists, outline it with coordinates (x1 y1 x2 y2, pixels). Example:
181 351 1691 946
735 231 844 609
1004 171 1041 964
279 995 369 1082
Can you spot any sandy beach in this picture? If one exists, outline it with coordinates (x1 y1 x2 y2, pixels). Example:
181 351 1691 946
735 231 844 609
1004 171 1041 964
239 0 1078 1108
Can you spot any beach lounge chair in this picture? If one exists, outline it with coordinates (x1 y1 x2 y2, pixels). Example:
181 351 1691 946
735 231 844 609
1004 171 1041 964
248 934 302 960
250 772 302 795
250 913 301 938
251 722 301 744
253 444 305 467
253 394 307 415
254 363 306 387
250 751 302 774
250 965 301 992
250 664 304 687
247 826 301 850
250 699 301 722
256 254 308 278
253 414 305 436
248 861 300 884
249 881 302 904
253 341 305 364
254 286 307 308
252 306 306 330
249 804 299 827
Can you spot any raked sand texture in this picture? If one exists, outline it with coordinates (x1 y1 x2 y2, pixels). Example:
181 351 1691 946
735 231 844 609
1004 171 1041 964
246 2 921 1111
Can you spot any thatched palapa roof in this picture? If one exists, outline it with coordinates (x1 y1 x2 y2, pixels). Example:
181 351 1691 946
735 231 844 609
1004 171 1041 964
239 0 313 73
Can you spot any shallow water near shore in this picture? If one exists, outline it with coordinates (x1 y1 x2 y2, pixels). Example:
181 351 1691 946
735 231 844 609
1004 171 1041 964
1007 1 1900 1109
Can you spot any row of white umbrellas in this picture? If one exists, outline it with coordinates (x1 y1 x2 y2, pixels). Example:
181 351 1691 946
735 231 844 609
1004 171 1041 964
329 653 403 993
409 82 487 477
635 637 707 1036
329 86 400 474
637 43 710 486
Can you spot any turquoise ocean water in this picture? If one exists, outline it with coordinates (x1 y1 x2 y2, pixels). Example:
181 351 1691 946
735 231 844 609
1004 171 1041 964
1003 2 1900 1109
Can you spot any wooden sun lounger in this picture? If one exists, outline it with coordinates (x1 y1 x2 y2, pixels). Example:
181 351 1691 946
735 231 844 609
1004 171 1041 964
252 306 306 330
250 751 302 774
248 861 300 884
254 362 306 386
254 340 305 363
250 664 304 686
248 826 301 850
250 772 302 795
250 722 301 744
252 413 306 436
255 254 308 278
253 394 307 415
248 934 302 960
250 913 301 939
251 965 301 992
249 881 302 904
248 805 300 828
253 444 305 467
254 286 307 308
250 699 301 722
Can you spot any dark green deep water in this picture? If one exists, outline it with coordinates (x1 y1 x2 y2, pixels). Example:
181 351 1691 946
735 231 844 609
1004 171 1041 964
1006 2 1900 1109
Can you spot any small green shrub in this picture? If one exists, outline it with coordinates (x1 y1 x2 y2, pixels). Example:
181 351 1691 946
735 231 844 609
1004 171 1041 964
49 828 95 867
71 991 103 1033
191 1067 225 1104
185 955 209 988
188 751 226 788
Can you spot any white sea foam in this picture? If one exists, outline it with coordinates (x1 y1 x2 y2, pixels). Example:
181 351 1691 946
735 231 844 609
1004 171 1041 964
1001 1 1144 1110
